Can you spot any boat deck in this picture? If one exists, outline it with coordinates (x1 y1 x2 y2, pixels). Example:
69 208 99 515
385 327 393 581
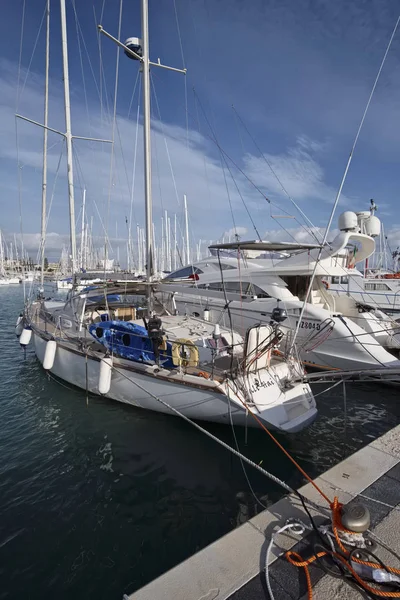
30 303 288 382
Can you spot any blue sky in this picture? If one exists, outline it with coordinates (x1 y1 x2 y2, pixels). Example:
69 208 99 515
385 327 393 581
1 0 400 261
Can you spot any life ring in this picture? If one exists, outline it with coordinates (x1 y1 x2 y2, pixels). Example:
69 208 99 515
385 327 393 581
321 280 330 290
171 338 199 367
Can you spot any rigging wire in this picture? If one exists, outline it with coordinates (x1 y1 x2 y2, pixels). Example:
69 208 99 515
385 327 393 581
27 144 66 302
95 355 296 495
173 0 186 69
149 74 189 265
150 75 182 209
15 0 48 298
82 345 332 533
128 99 141 269
193 89 261 239
192 89 313 243
219 154 239 238
227 390 270 512
72 0 109 272
232 105 322 244
14 121 27 302
289 14 400 354
71 0 92 131
193 76 213 219
127 71 141 120
172 0 189 148
104 0 123 278
18 1 47 108
16 0 26 111
93 0 110 123
72 147 112 253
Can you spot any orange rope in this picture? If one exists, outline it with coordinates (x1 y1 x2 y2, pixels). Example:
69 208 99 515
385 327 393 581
197 371 210 379
225 367 400 597
286 550 327 600
229 389 332 505
286 496 400 599
225 382 400 597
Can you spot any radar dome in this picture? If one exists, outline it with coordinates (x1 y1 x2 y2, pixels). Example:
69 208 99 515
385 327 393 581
338 211 358 232
364 215 381 237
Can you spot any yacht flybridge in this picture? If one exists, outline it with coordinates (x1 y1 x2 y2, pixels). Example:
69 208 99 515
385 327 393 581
16 0 317 434
159 210 400 372
302 200 400 314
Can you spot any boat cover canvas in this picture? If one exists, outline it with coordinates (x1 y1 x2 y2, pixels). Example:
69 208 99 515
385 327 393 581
88 320 174 367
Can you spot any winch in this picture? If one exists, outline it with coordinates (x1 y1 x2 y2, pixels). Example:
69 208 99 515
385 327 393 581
147 315 165 364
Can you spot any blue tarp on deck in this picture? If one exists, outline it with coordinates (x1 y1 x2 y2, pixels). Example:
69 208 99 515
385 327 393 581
88 320 174 367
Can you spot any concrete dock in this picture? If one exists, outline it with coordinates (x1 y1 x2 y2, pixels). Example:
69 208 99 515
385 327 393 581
127 424 400 600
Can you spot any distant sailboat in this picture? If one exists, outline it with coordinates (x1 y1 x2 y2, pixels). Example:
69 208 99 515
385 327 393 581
0 231 20 284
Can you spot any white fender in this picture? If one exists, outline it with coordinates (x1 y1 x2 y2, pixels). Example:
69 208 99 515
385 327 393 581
99 357 113 395
15 316 24 337
43 340 57 370
19 328 32 346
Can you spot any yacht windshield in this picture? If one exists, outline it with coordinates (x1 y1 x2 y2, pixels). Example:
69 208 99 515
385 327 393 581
164 266 203 280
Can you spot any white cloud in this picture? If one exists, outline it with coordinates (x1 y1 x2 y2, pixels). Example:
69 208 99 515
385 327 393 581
262 225 332 244
243 136 349 208
384 227 400 251
0 58 358 263
221 226 248 240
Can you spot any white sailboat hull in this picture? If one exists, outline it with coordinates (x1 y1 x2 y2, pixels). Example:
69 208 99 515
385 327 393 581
56 279 73 290
32 332 317 432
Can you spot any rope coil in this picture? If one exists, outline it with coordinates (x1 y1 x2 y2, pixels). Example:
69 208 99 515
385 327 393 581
286 496 400 599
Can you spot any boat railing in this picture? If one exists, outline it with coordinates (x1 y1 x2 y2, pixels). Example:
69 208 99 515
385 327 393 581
298 317 335 353
317 279 336 312
392 289 400 310
31 304 293 380
89 324 246 380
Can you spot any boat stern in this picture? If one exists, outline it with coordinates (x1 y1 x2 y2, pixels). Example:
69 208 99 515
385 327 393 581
241 366 317 433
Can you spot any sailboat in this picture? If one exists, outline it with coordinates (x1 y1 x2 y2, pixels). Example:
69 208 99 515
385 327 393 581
17 0 317 433
0 230 8 285
0 231 21 284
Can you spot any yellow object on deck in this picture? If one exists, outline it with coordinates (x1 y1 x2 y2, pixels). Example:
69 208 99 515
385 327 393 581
171 338 199 367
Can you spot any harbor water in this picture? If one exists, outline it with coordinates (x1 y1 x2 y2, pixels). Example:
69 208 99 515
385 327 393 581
1 285 399 600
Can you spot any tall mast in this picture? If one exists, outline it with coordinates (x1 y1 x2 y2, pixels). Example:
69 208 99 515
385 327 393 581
14 234 19 266
84 222 88 270
60 0 77 273
80 188 86 271
40 0 50 287
164 210 169 271
98 0 186 284
0 231 4 276
173 214 177 270
152 222 157 274
136 224 141 273
167 215 171 271
184 194 189 265
161 216 165 273
141 0 153 292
